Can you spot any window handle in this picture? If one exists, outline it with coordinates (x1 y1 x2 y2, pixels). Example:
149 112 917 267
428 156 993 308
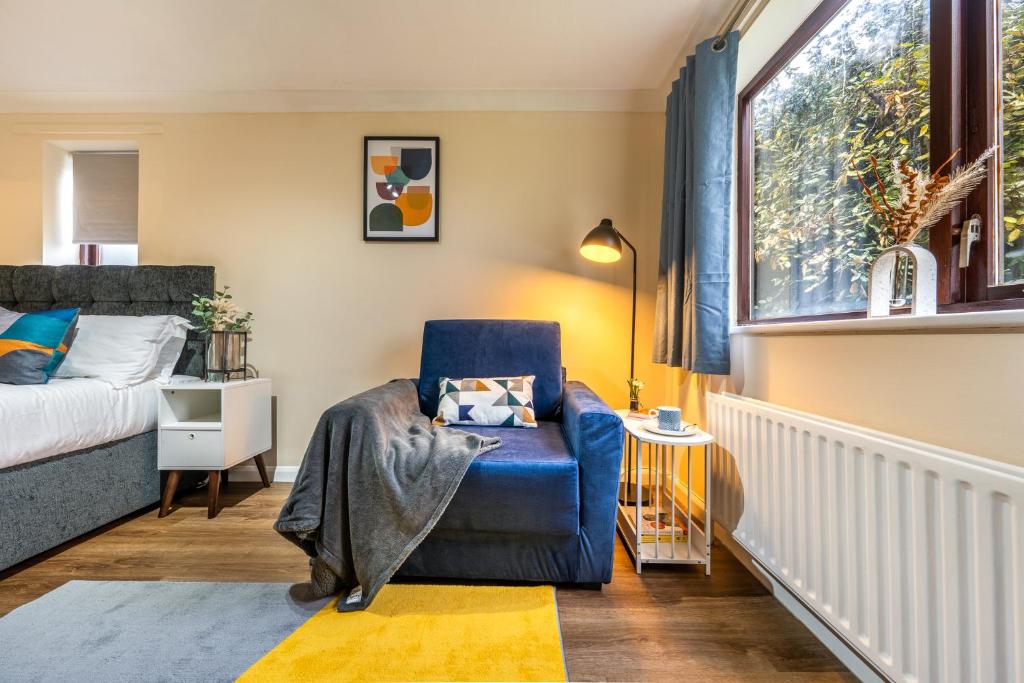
958 214 982 269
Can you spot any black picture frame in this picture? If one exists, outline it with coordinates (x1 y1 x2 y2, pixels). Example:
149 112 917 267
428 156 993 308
363 136 441 242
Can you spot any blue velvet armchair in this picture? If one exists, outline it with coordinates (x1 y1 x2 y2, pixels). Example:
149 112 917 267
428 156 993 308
395 319 625 587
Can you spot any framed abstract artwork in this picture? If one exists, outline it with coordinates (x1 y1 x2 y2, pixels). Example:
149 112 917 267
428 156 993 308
363 136 440 242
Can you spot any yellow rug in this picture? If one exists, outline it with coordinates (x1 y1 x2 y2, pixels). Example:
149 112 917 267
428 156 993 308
237 584 567 682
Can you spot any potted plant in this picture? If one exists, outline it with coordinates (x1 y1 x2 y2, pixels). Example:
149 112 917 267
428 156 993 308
850 146 995 316
191 286 254 381
627 377 645 414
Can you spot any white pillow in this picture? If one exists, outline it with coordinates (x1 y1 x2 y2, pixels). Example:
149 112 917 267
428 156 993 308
433 375 538 428
55 315 192 388
152 318 193 382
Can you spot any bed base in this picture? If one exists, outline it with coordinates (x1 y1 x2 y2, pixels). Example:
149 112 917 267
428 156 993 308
0 264 216 572
0 432 159 572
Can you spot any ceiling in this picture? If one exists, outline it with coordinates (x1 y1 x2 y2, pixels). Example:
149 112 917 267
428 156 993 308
0 0 730 112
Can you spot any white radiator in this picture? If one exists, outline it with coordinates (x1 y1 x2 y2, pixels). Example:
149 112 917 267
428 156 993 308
707 392 1023 683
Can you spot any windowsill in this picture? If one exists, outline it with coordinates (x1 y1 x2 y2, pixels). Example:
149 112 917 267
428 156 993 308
732 308 1024 335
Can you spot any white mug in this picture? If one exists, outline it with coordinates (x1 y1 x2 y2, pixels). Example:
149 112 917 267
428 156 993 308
648 406 681 431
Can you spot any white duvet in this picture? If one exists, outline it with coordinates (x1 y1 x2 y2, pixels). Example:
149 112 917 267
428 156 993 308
0 377 163 470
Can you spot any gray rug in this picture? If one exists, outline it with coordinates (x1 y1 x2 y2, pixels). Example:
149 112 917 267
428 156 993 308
0 581 329 683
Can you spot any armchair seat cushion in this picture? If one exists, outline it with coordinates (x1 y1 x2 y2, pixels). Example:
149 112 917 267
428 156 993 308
433 422 579 537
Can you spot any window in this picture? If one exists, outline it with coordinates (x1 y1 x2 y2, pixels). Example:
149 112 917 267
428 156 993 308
72 151 139 265
738 0 1024 323
42 144 139 267
998 0 1024 284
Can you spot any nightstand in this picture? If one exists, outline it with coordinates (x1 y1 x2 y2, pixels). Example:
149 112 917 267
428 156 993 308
157 377 272 519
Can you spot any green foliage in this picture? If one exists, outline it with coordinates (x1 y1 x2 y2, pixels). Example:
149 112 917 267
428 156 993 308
751 0 929 317
1002 0 1024 283
627 378 645 401
751 0 1024 317
191 286 254 333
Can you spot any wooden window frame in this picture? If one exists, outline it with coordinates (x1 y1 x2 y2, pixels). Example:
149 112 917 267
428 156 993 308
737 0 1024 326
961 0 1024 308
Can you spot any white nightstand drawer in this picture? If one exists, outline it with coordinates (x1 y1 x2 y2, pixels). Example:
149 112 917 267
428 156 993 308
159 428 223 469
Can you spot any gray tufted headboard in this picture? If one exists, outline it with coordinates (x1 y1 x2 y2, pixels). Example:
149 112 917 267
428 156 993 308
0 265 215 377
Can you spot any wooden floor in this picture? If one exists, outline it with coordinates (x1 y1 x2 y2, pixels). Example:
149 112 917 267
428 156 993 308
0 484 852 682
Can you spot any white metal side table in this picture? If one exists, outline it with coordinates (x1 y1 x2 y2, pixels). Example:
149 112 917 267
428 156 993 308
615 409 714 574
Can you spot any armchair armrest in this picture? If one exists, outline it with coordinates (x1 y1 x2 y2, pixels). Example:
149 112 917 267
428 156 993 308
561 381 624 583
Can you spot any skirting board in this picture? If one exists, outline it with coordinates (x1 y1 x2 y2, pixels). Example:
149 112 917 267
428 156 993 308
714 527 885 683
229 464 298 484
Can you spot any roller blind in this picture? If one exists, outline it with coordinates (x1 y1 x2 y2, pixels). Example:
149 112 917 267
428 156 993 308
72 151 139 245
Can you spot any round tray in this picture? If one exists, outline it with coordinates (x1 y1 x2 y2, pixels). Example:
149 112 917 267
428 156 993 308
641 419 697 437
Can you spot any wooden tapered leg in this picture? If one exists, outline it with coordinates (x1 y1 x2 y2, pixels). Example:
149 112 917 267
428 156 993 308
158 470 182 518
222 468 229 489
253 453 271 488
207 471 221 519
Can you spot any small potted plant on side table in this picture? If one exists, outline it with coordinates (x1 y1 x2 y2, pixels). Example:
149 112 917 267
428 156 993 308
627 377 646 417
191 286 254 382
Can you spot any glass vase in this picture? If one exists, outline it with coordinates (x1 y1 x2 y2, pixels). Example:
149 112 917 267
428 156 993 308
205 330 248 382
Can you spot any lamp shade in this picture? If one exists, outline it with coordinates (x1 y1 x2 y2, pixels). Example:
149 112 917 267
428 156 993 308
579 218 622 263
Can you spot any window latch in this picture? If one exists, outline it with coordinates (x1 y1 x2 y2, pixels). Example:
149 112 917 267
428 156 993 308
958 214 982 269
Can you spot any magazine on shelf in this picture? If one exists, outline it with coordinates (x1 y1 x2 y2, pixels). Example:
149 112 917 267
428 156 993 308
638 507 688 542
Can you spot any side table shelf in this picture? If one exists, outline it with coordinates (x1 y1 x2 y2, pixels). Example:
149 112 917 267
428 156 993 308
615 409 714 574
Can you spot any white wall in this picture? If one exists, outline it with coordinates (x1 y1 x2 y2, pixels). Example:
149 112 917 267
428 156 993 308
41 143 75 265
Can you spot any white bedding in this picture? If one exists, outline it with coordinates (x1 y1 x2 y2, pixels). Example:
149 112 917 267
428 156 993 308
0 376 166 470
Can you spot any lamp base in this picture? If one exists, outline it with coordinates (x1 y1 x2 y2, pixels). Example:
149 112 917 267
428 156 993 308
618 484 652 506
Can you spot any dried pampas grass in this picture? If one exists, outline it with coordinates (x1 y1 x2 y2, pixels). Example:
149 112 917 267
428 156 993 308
850 146 997 245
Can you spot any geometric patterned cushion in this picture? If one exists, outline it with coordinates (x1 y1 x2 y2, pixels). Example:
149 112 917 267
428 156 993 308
432 375 537 428
0 306 79 385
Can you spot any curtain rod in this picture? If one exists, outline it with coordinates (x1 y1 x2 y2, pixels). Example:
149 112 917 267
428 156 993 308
712 0 770 49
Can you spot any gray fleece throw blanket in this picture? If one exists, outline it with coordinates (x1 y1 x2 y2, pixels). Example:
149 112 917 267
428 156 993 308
274 379 501 611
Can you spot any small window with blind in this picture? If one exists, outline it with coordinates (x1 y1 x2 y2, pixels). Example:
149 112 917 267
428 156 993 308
71 151 139 266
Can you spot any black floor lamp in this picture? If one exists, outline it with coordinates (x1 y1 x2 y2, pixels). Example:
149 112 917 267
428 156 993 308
579 217 645 505
579 218 637 382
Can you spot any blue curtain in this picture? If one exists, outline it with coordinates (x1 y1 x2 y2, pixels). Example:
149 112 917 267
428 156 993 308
653 32 738 375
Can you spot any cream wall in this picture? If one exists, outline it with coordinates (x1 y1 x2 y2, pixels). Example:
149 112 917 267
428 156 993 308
0 112 666 469
665 0 1024 472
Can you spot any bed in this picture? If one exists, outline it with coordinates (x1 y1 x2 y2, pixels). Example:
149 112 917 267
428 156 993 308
0 264 214 571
